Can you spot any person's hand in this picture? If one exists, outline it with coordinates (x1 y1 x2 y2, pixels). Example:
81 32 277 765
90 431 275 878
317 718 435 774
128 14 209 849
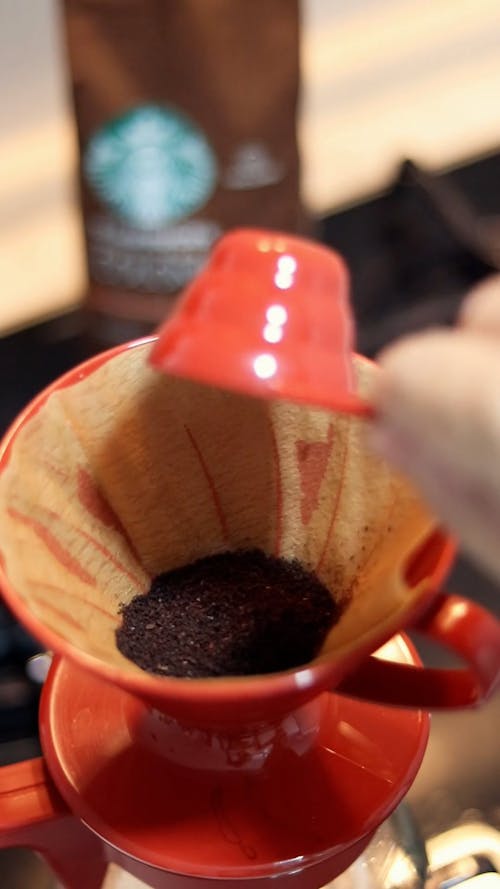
369 276 500 583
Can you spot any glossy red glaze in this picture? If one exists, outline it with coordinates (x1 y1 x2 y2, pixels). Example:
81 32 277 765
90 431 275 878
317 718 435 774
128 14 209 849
0 757 107 887
340 593 500 708
38 647 428 884
0 750 374 888
151 229 372 416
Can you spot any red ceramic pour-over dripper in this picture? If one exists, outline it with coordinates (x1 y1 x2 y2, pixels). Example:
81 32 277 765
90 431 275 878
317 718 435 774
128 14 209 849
0 347 498 889
0 232 498 889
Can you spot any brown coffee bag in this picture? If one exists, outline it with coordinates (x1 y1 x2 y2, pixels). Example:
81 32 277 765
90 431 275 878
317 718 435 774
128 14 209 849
62 0 302 344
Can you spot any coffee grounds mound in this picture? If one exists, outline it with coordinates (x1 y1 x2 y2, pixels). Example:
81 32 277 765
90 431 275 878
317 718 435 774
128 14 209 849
116 549 340 678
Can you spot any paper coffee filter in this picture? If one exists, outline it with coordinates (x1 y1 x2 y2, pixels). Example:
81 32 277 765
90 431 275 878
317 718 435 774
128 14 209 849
0 342 435 676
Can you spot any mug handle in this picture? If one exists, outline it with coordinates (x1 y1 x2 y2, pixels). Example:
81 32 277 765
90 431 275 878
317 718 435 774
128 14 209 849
337 593 500 709
0 757 106 888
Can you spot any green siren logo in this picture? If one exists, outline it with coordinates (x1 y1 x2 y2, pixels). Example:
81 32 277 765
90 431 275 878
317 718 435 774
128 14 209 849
84 105 217 230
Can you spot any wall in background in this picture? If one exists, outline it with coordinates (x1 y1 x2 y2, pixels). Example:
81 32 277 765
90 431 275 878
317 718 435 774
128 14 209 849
1 0 499 333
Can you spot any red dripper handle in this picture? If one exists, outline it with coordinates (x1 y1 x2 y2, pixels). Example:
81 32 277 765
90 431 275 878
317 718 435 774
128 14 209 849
0 757 106 888
151 229 373 416
339 592 500 709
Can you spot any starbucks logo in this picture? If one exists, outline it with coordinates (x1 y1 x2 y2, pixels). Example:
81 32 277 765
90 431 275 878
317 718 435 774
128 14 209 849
84 105 217 229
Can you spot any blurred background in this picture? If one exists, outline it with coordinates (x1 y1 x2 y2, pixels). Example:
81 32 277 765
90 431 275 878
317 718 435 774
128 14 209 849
0 1 500 886
1 0 500 334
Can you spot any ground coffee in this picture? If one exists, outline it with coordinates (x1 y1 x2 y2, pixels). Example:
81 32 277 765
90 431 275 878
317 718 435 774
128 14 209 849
116 549 340 678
